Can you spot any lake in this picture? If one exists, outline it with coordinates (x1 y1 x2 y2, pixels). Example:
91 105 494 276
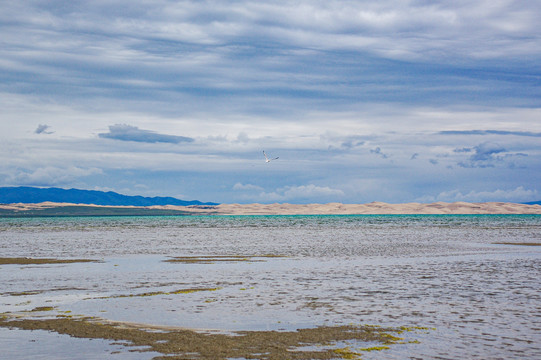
1 215 540 359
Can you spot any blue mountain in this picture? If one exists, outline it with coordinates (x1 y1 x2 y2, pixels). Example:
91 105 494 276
524 200 541 205
0 187 217 206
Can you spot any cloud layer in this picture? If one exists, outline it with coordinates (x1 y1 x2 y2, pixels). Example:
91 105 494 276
0 1 540 203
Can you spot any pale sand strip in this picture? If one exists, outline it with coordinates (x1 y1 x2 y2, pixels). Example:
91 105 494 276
206 202 541 215
3 201 539 215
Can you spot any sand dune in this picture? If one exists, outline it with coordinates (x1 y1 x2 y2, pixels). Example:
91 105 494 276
205 202 541 215
1 201 540 215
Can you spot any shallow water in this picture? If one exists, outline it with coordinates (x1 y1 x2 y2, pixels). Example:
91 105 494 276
0 327 159 360
1 215 540 359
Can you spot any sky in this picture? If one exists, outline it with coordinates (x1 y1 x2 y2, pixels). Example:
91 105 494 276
1 0 540 204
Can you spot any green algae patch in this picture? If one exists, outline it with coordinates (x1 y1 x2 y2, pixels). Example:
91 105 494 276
359 345 390 352
380 333 404 344
5 290 43 296
169 288 221 295
15 301 32 306
3 287 88 297
400 325 436 333
29 306 56 312
333 347 363 359
0 257 100 265
93 287 222 300
164 255 286 264
0 314 423 360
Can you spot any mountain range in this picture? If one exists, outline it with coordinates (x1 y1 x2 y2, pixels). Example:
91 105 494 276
0 187 217 206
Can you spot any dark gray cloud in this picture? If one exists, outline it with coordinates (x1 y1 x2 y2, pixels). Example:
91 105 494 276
99 124 194 144
458 142 507 168
441 130 541 137
471 143 506 161
370 147 389 159
340 138 365 150
453 147 472 153
321 133 370 152
35 124 53 134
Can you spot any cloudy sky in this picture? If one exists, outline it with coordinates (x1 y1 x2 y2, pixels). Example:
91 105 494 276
1 0 540 204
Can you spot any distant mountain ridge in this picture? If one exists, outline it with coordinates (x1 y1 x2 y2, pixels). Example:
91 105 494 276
0 187 218 206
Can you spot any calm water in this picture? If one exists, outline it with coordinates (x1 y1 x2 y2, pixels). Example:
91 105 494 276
1 215 540 359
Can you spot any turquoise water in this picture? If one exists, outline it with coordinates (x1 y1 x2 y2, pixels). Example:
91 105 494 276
1 215 540 359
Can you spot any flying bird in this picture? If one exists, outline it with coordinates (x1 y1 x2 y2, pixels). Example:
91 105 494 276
263 150 279 163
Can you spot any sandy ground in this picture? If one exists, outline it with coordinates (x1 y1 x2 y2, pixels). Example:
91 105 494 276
1 201 541 215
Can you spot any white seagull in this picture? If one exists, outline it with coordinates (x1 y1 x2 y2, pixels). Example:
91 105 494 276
263 150 279 163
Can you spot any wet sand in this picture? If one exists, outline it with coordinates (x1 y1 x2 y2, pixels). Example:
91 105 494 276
1 201 541 215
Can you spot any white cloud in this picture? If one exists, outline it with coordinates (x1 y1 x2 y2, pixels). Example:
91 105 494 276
6 167 102 187
284 184 345 199
255 184 345 203
112 0 540 61
422 186 538 203
233 183 263 191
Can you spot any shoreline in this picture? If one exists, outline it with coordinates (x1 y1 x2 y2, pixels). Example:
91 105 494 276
1 201 541 216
